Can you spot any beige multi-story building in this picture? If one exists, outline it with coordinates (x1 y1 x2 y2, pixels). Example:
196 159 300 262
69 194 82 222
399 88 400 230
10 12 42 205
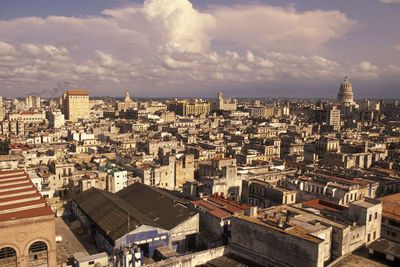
168 100 210 116
0 106 6 121
46 110 65 128
211 92 237 111
62 90 90 122
7 111 45 124
248 106 274 119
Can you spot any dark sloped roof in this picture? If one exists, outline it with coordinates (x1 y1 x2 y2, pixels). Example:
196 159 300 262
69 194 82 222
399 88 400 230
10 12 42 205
201 253 265 267
73 188 158 241
117 183 197 230
368 238 400 258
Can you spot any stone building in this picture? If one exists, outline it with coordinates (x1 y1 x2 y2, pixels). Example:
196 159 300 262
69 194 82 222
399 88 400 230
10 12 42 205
231 206 331 267
230 198 381 267
117 91 137 111
338 76 354 106
242 179 296 208
167 100 210 116
0 170 56 267
211 92 237 112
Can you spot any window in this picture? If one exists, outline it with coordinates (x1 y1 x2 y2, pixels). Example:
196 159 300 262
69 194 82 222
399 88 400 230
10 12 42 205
367 233 371 242
373 231 376 240
375 212 378 220
89 261 95 265
369 214 372 222
0 247 17 265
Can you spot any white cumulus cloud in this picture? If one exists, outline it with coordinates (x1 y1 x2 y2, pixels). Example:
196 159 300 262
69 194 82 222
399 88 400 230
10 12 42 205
0 0 395 96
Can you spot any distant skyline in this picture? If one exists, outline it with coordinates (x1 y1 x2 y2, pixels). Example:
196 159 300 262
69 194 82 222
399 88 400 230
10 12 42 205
0 0 399 98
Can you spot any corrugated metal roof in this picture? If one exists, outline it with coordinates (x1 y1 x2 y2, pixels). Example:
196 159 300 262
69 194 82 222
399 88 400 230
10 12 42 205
73 188 157 242
117 183 197 230
73 183 197 242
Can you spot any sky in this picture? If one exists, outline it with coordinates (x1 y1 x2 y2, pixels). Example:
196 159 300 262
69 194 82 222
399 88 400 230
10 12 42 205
0 0 399 98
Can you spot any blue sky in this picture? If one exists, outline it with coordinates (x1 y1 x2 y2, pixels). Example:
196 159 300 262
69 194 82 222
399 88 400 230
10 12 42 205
0 0 399 98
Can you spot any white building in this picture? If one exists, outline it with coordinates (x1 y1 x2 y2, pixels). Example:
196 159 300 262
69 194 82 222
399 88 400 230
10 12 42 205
47 110 65 128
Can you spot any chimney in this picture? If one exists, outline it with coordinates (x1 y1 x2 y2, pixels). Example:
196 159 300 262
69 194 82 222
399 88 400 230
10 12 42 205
278 216 284 228
250 206 257 217
244 206 258 218
286 213 291 224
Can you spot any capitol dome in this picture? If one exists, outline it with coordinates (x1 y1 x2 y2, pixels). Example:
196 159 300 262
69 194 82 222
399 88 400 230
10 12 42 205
338 76 354 105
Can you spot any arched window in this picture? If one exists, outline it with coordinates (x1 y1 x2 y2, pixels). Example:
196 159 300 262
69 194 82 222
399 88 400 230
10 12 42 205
29 241 48 266
0 247 17 267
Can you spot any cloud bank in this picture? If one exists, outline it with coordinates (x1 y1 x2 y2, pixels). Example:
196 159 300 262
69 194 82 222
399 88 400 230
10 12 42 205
0 0 397 97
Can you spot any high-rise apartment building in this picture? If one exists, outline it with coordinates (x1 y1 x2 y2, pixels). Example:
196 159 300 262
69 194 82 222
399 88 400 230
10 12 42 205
62 90 90 122
25 95 41 109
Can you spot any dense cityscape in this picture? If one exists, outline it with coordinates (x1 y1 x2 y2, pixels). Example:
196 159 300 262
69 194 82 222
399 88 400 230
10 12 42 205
1 0 400 267
0 75 400 267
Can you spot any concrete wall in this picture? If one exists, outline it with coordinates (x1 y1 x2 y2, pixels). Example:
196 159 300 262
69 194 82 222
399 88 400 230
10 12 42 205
231 217 324 267
145 246 228 267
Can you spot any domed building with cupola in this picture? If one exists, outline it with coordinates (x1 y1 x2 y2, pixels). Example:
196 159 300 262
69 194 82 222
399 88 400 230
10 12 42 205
338 76 354 106
117 90 137 111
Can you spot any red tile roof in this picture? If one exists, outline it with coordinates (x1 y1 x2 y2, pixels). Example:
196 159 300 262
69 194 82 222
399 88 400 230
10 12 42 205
192 200 230 219
192 195 248 219
0 170 54 222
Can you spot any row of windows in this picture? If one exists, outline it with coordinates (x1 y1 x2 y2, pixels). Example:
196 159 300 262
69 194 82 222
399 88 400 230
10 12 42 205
69 96 88 99
367 231 377 242
385 230 397 238
368 212 379 222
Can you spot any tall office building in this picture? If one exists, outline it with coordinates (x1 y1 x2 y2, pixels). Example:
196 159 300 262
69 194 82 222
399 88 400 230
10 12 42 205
338 76 354 106
62 90 90 122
